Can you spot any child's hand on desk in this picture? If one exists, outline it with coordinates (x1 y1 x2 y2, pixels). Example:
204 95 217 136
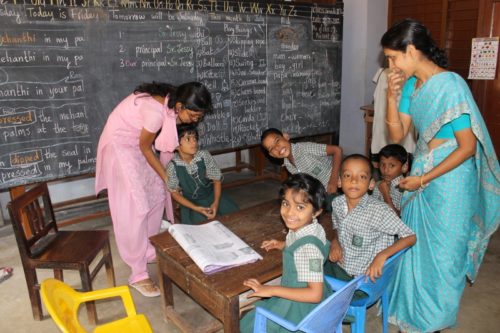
261 239 285 251
206 202 218 219
243 279 273 298
196 206 213 218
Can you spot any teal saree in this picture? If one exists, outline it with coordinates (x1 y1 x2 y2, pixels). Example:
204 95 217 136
388 72 500 332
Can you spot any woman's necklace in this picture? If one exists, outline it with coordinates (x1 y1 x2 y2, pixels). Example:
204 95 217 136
412 64 440 97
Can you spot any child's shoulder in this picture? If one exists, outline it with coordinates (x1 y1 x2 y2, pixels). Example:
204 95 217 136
296 141 325 147
196 149 213 158
365 194 391 209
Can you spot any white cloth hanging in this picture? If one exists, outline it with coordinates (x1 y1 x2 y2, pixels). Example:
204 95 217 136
371 68 416 154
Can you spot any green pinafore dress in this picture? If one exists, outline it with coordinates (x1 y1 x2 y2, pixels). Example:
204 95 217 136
240 235 332 333
173 159 239 225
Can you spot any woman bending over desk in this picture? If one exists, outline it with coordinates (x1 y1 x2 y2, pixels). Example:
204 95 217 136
95 81 212 297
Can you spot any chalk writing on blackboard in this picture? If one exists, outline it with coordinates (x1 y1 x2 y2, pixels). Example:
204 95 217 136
0 0 343 189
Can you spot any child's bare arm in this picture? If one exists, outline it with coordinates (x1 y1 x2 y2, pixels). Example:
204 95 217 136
328 229 343 263
261 239 285 251
170 191 212 218
326 145 343 194
207 180 222 219
379 181 399 215
365 234 416 282
244 279 324 303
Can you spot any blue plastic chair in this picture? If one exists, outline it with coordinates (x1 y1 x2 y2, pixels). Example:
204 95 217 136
252 275 364 333
326 249 408 333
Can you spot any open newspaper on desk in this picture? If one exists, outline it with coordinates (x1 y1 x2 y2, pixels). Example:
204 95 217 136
165 220 263 274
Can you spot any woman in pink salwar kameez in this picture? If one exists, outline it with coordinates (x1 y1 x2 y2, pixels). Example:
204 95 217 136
95 82 212 297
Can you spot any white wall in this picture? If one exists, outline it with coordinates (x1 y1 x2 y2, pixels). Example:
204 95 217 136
339 0 388 155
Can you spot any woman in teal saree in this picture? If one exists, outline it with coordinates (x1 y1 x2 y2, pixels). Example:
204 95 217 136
381 19 500 332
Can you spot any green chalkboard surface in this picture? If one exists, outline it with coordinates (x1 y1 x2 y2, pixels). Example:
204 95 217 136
0 0 343 189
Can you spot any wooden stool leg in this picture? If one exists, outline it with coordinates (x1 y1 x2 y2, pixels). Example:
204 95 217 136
80 267 97 325
104 241 116 287
24 267 43 320
54 269 63 281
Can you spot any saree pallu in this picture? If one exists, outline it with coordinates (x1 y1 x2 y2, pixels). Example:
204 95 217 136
388 72 500 332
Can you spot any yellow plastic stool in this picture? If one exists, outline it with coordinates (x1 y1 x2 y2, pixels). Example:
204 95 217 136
41 278 153 333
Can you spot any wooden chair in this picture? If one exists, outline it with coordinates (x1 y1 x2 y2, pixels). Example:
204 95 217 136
8 182 116 324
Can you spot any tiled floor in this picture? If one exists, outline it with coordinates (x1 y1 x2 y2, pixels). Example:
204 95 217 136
0 176 499 332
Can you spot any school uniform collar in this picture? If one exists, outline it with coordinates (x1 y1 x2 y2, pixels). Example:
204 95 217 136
338 193 371 215
287 219 321 243
390 175 404 188
172 151 203 166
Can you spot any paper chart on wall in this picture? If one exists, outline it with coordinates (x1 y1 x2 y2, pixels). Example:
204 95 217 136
468 37 499 80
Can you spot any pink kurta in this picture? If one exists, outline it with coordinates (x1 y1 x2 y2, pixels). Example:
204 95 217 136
95 93 178 284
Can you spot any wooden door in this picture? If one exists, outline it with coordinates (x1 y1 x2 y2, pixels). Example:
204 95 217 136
473 0 500 156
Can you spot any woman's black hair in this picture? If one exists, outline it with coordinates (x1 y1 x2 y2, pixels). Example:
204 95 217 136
177 123 199 140
279 173 326 212
381 18 448 68
134 82 177 98
134 81 213 114
379 144 408 165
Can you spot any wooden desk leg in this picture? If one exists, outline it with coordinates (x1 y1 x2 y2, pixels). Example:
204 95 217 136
156 256 173 321
223 296 240 332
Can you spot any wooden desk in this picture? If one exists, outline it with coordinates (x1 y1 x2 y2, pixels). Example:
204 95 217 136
150 200 332 333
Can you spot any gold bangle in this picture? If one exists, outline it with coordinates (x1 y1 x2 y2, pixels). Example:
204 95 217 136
385 119 401 126
420 175 427 188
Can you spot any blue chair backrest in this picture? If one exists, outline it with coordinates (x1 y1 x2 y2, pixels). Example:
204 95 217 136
299 275 365 332
351 249 407 307
253 275 364 333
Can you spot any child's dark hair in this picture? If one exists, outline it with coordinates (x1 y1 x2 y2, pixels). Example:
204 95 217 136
379 144 408 164
341 154 374 178
279 173 326 212
177 123 199 140
260 128 283 143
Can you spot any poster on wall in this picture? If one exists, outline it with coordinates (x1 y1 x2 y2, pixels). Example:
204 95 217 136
468 37 499 80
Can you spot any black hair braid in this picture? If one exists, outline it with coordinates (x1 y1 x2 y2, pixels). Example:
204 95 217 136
427 45 449 68
134 82 177 97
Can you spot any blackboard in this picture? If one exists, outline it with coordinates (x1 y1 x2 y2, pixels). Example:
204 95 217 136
0 0 343 189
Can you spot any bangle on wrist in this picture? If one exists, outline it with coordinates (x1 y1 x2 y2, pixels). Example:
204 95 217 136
385 119 401 126
420 175 427 188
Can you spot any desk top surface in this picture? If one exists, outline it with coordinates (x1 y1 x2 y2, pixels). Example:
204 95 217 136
150 200 332 298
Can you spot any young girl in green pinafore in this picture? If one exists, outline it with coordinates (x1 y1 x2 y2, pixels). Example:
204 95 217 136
166 124 239 224
240 173 332 333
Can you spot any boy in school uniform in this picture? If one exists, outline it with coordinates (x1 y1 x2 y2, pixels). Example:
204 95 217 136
261 128 343 210
166 124 239 224
371 144 409 215
326 154 416 288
